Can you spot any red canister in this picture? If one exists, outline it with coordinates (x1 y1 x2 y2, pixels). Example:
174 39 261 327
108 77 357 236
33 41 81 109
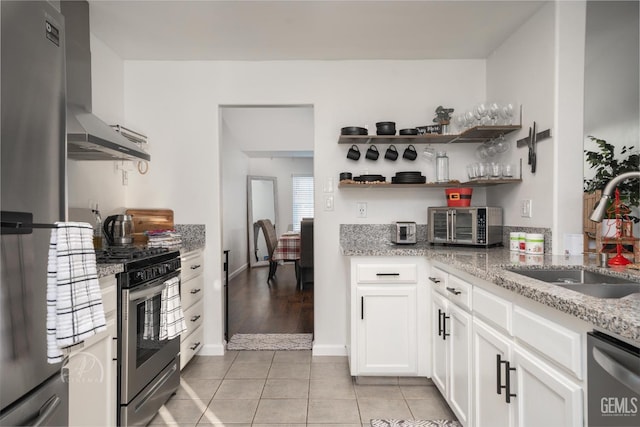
445 188 473 207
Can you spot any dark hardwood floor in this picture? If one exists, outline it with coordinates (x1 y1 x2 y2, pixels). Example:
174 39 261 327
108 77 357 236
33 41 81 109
227 262 313 338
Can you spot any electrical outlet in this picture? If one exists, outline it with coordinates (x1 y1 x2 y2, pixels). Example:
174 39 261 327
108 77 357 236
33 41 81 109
521 199 532 218
357 202 367 218
324 195 334 211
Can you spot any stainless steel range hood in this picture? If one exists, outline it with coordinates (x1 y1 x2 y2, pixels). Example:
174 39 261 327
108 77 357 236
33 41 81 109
61 1 149 162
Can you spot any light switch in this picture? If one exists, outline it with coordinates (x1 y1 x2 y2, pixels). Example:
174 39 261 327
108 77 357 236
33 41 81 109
324 195 334 211
521 199 532 218
324 177 334 193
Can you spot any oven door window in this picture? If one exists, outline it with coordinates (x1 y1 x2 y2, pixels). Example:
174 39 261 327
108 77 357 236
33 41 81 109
453 211 475 243
136 293 164 368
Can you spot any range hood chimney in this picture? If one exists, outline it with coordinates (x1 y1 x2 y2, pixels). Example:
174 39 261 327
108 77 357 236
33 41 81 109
61 0 149 161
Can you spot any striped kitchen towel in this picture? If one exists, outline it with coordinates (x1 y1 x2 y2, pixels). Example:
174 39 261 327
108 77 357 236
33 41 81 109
46 222 106 363
159 276 186 340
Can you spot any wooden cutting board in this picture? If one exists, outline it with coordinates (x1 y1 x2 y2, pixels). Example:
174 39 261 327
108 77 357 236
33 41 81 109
125 209 174 245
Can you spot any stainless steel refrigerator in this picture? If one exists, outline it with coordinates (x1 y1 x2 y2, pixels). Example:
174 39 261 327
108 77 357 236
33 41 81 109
1 1 69 425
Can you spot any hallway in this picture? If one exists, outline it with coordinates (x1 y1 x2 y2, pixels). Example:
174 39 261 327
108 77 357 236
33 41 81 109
227 263 314 338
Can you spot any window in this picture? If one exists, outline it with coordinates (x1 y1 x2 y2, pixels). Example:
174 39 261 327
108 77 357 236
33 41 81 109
292 175 314 232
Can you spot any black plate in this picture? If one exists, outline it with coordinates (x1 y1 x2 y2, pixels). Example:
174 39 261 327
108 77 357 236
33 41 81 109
395 171 423 177
392 175 426 184
341 126 368 135
354 175 386 182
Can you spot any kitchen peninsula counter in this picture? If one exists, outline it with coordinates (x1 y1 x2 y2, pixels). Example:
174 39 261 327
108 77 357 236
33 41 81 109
341 236 640 344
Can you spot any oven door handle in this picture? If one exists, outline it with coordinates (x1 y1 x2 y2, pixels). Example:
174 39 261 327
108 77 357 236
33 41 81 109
129 282 167 302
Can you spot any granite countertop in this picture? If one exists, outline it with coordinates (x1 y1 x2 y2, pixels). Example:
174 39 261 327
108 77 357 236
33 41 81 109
97 263 123 278
340 238 640 344
176 224 205 252
96 224 205 278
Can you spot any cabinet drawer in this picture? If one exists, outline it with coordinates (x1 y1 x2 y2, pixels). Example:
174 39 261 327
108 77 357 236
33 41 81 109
445 274 472 311
473 287 512 335
181 300 204 342
513 306 582 379
181 274 204 311
428 266 448 294
356 263 417 284
181 250 204 282
180 326 203 370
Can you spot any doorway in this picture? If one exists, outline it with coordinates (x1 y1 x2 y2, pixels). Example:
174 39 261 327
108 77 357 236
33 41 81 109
220 105 314 340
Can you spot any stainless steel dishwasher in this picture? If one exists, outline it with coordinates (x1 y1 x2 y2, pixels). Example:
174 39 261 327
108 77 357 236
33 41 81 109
587 331 640 427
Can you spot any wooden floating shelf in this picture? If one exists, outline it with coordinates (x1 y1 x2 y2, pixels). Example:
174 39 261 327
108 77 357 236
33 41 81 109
338 179 523 188
338 125 522 145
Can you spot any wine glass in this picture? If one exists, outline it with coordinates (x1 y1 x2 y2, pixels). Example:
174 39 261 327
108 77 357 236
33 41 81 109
464 110 475 128
454 114 467 133
488 103 500 125
493 135 510 154
474 103 488 126
500 103 515 125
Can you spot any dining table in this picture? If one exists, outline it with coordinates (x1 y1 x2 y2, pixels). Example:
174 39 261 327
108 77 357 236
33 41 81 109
272 232 301 287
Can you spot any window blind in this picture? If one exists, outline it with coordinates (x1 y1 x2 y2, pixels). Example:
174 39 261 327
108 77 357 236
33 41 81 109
292 175 314 232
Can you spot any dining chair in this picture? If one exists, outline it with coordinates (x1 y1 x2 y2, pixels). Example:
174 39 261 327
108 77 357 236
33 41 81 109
256 219 278 282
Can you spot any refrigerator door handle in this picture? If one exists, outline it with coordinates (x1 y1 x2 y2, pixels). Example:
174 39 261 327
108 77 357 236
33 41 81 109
29 395 61 427
1 211 56 235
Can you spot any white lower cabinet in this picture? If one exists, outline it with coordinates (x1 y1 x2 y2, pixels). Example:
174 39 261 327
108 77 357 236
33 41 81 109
472 311 583 427
356 285 418 375
513 345 582 427
473 318 512 427
431 290 472 426
349 257 429 377
180 249 204 369
68 275 117 426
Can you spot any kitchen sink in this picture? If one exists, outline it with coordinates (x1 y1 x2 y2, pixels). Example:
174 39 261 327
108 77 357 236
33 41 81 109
506 268 640 299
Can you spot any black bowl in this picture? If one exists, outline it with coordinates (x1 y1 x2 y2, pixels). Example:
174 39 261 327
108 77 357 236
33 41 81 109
376 121 396 127
341 126 368 136
376 121 396 135
339 172 352 181
399 128 419 135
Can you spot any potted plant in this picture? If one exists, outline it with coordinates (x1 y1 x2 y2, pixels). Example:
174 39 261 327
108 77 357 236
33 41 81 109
584 136 640 236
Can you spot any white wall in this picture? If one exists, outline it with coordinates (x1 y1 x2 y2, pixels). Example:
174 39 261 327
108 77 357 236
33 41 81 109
248 157 314 234
486 2 556 230
220 117 249 277
486 1 586 254
67 34 129 215
123 59 486 355
584 1 639 154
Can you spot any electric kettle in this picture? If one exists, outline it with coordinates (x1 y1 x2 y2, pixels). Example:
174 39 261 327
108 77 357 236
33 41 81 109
103 214 134 246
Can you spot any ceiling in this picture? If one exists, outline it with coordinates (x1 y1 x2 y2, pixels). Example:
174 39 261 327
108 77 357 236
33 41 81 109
88 0 547 61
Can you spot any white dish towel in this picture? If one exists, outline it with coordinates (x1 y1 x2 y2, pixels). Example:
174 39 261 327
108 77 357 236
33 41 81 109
159 276 187 340
46 222 106 363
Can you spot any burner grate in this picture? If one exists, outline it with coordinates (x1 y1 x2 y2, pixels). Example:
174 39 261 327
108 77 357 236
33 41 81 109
96 246 170 263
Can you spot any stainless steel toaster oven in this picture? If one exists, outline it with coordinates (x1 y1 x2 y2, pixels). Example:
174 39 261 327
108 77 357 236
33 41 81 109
428 207 502 247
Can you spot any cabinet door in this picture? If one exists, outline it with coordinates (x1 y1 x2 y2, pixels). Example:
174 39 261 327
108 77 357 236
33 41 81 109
431 291 448 394
448 304 472 427
68 318 117 426
513 345 583 427
473 318 512 427
357 286 417 375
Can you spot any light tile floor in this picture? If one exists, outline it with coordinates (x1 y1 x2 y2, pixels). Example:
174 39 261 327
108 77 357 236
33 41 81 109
149 351 456 426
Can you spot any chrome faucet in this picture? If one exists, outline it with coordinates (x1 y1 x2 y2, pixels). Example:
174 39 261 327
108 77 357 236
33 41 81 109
589 171 640 222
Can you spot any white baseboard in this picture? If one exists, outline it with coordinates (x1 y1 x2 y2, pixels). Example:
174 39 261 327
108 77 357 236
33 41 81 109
229 263 248 280
312 344 347 356
198 343 225 356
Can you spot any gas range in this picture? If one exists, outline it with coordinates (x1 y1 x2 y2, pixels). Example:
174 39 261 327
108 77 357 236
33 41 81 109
96 246 181 288
96 246 171 264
